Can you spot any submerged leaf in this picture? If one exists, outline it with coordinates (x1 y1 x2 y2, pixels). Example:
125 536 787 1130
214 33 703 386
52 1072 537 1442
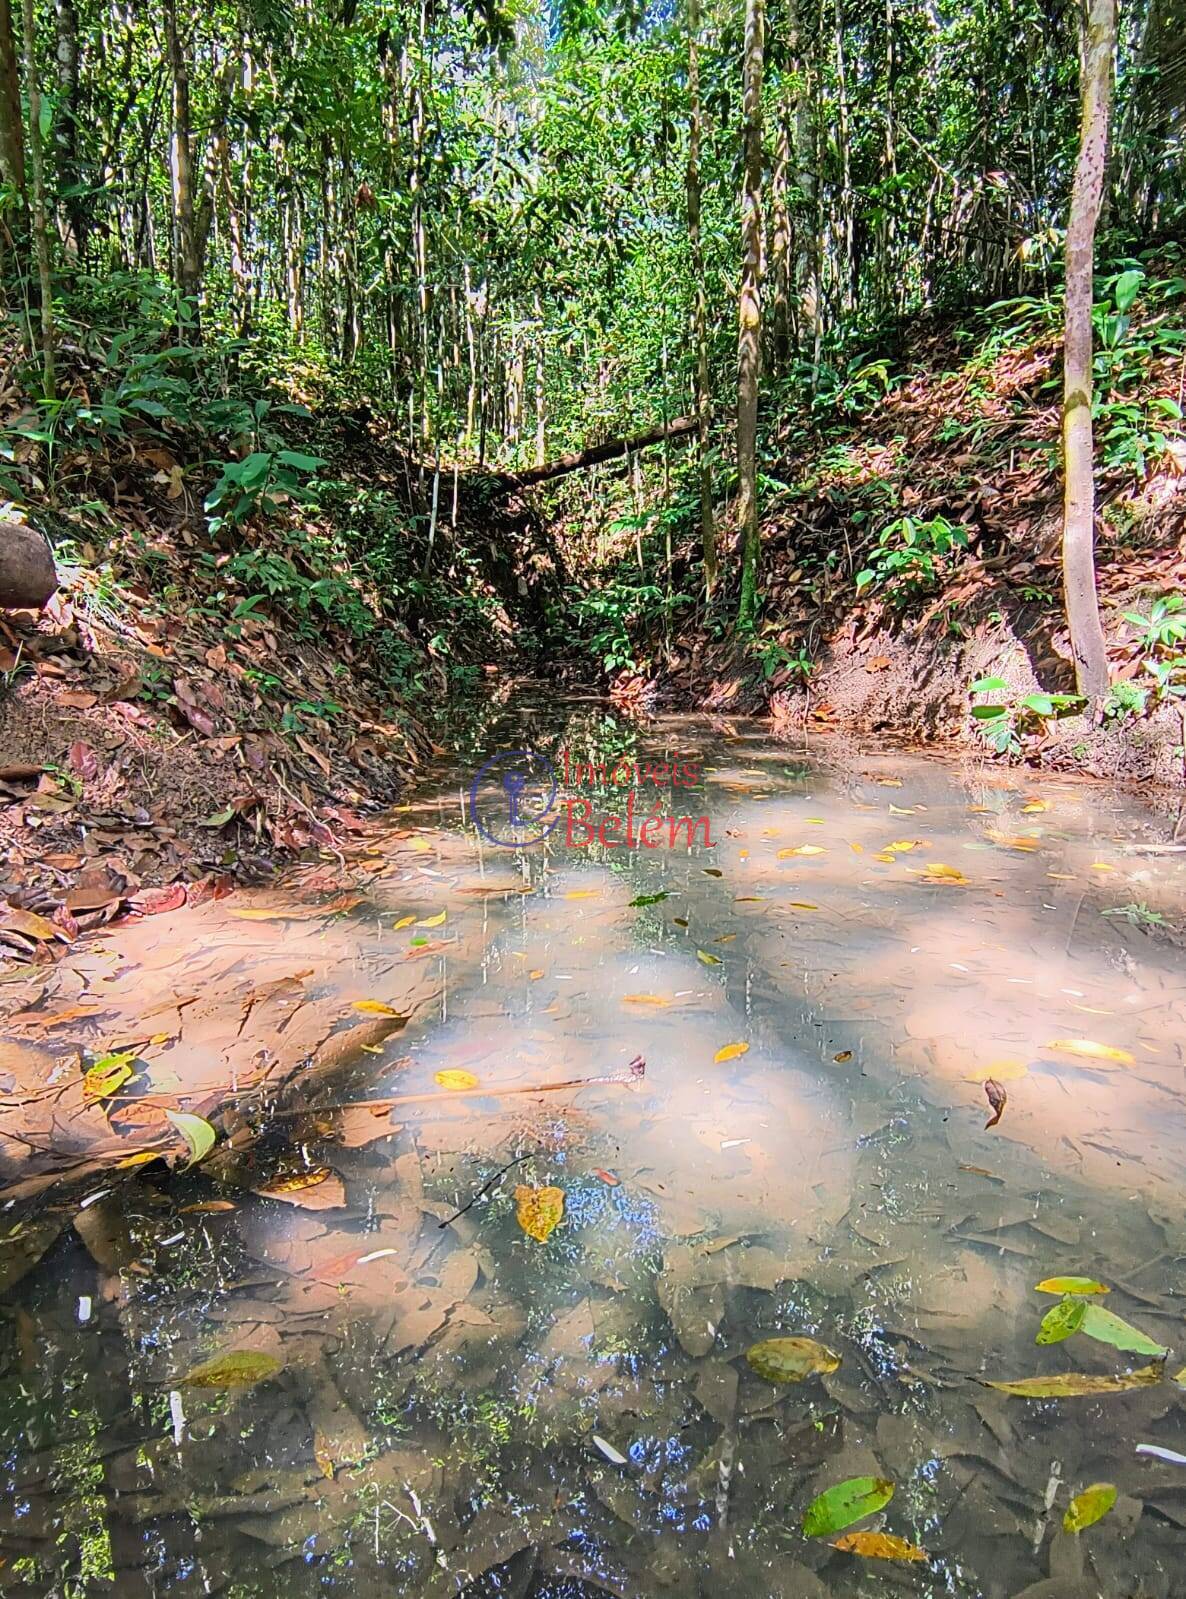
630 892 670 906
1037 1276 1110 1296
746 1336 841 1384
714 1041 750 1063
986 1362 1163 1397
623 993 671 1006
1036 1297 1086 1344
1044 1038 1135 1067
696 949 722 965
803 1477 894 1538
352 1000 403 1016
165 1109 216 1169
983 1078 1007 1129
777 844 826 858
514 1184 565 1243
180 1349 283 1389
82 1051 136 1101
1064 1483 1117 1533
830 1531 927 1562
435 1069 480 1091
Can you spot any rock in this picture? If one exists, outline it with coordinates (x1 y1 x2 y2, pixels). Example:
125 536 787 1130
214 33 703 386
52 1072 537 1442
0 521 57 609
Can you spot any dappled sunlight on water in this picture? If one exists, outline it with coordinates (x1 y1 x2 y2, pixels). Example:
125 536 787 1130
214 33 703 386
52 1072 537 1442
4 698 1186 1596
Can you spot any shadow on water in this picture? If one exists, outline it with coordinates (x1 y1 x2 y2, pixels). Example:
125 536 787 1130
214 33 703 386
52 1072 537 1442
4 690 1186 1596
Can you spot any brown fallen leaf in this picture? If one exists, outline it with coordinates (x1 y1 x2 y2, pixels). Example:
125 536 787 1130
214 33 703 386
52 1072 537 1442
983 1078 1007 1129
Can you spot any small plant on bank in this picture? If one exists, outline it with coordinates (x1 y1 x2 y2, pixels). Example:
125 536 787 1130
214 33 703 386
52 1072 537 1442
968 676 1084 756
856 514 968 600
1121 593 1186 705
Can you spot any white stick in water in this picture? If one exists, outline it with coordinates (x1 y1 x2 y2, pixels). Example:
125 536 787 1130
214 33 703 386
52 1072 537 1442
1136 1444 1186 1466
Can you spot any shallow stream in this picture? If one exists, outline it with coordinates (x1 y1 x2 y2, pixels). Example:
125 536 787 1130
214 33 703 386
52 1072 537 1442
4 694 1186 1597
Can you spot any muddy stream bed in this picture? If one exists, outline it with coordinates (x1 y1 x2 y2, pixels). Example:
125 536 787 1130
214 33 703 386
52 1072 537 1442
3 693 1186 1597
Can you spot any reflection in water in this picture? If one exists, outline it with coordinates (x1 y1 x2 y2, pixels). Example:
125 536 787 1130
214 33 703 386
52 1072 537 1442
3 694 1186 1596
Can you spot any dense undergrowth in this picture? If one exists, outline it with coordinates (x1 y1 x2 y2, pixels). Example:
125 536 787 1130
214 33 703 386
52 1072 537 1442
552 246 1186 772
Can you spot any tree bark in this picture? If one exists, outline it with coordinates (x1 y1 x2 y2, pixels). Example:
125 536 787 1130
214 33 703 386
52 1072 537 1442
737 0 765 628
20 0 54 399
497 414 698 487
1061 0 1115 701
0 0 24 197
164 0 200 308
687 0 716 595
52 0 83 257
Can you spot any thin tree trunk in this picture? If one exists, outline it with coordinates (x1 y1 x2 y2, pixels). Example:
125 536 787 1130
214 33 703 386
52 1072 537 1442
1061 0 1116 701
533 288 546 467
163 0 200 311
0 0 24 197
737 0 765 628
20 0 54 398
687 0 716 595
52 0 82 257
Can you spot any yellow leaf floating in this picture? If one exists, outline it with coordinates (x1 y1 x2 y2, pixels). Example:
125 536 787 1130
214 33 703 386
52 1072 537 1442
1021 798 1050 814
830 1532 927 1563
514 1184 565 1243
1064 1483 1117 1533
1045 1038 1135 1066
116 1150 159 1170
417 910 447 928
849 842 864 854
884 840 921 853
393 915 416 929
352 1000 403 1016
1036 1276 1110 1296
788 901 819 910
921 863 968 884
564 889 600 900
964 1059 1028 1083
435 1069 479 1091
696 949 722 965
873 852 896 864
180 1350 283 1389
888 803 916 815
777 844 826 858
986 1362 1163 1397
256 1167 332 1196
623 993 671 1006
714 1042 750 1063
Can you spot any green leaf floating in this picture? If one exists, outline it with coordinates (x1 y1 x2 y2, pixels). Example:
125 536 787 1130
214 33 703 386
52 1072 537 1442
746 1336 841 1384
803 1477 894 1538
629 892 670 907
1077 1303 1167 1358
165 1108 217 1169
1063 1482 1117 1533
1037 1297 1086 1345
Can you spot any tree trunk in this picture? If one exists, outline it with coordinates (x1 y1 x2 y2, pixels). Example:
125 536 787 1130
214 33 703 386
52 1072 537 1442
687 0 716 595
163 0 200 310
1061 0 1115 702
737 0 765 628
20 0 54 399
52 0 83 257
0 0 24 198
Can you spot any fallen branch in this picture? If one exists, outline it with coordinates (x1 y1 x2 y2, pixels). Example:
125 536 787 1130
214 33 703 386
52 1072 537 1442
497 419 697 487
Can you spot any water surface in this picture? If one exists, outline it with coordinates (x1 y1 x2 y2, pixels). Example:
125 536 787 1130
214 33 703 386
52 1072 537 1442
3 696 1186 1597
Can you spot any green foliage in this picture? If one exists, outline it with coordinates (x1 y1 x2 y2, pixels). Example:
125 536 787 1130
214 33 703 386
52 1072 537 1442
1120 594 1186 705
204 449 325 535
855 514 968 599
968 676 1084 755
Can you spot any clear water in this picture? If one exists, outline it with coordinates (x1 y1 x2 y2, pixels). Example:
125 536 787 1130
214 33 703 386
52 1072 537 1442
4 693 1186 1597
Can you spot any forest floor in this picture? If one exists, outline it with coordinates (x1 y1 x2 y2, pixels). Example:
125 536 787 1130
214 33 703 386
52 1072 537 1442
614 288 1186 788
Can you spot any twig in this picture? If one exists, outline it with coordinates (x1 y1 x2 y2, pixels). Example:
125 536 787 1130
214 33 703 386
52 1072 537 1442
436 1151 534 1228
268 1055 646 1118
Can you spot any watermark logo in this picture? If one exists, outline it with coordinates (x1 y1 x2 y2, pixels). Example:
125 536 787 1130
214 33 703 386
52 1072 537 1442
470 750 559 847
471 745 716 850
